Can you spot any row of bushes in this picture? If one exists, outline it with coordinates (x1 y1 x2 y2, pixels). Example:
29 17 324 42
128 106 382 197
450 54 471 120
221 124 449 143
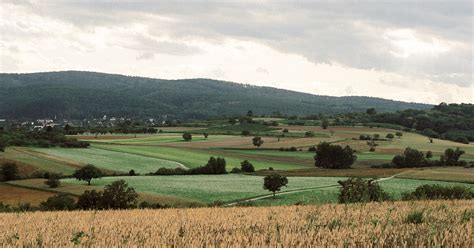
153 158 256 175
391 147 466 168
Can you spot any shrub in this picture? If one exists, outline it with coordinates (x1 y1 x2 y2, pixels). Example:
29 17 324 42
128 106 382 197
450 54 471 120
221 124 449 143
230 167 242 173
101 180 139 209
337 178 390 203
401 184 473 200
440 147 465 166
240 160 255 172
404 210 424 224
1 162 18 181
308 146 316 152
182 132 192 141
44 173 61 188
305 131 315 137
40 194 76 211
241 130 251 136
77 190 103 210
129 169 137 176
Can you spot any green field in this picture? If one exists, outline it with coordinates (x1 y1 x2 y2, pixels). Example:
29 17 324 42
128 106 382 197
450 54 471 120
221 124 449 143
93 144 308 170
63 174 474 205
30 147 184 174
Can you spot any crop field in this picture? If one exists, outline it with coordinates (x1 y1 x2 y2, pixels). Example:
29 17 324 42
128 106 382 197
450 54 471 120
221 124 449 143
61 174 474 205
0 183 56 206
1 200 472 247
397 167 474 183
29 147 185 174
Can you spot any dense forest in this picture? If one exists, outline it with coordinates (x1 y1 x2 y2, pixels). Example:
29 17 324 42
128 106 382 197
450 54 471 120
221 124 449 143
0 71 430 119
333 103 474 143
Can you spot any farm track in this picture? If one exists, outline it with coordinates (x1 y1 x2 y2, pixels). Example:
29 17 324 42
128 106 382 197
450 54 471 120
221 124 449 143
225 174 397 206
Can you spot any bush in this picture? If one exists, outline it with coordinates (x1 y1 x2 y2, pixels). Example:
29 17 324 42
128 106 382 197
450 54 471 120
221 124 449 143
230 167 242 173
240 160 255 172
308 146 316 152
44 173 61 188
404 210 424 224
1 162 18 181
401 184 473 200
40 194 76 211
337 178 390 203
182 132 192 141
77 190 103 210
129 169 137 176
314 142 357 169
241 130 251 136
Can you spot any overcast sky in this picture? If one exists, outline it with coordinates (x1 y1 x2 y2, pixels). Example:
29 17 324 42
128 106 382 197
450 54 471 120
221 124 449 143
1 0 472 104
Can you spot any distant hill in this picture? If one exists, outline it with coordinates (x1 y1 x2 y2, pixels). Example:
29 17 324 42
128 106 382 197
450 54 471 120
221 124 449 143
0 71 431 119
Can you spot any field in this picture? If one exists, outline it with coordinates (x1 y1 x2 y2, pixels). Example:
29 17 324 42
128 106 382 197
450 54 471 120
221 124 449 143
1 200 472 247
1 124 474 207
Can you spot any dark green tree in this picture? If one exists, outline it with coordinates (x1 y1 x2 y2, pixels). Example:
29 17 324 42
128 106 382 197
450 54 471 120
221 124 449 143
386 133 394 140
395 132 403 139
263 174 288 199
314 142 357 169
337 178 390 203
40 194 76 211
101 180 139 209
240 160 255 172
441 147 465 166
252 136 264 147
73 164 103 185
44 173 61 188
77 190 103 210
321 119 329 129
1 162 18 181
182 132 192 141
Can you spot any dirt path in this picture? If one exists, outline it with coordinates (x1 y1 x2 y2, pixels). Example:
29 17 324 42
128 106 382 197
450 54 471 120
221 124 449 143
225 175 397 206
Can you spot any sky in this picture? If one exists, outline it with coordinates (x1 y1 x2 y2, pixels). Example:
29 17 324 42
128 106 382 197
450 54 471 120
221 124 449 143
0 0 472 104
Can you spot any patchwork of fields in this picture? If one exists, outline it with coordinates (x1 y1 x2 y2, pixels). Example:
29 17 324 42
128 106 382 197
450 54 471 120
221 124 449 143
1 125 473 207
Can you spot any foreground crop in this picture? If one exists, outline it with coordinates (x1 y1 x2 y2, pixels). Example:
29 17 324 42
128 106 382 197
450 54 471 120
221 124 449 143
1 200 472 247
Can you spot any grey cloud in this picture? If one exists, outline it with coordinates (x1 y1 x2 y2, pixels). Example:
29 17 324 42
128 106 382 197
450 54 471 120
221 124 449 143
4 0 473 87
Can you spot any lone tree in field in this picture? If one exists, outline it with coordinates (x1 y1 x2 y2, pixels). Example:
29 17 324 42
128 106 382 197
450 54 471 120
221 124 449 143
263 174 288 199
182 132 192 141
203 133 209 139
314 142 357 169
73 164 103 185
0 162 18 181
321 119 329 129
395 132 403 139
386 133 394 140
252 136 264 148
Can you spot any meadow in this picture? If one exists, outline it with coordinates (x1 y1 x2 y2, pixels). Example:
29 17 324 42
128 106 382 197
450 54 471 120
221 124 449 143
1 200 472 247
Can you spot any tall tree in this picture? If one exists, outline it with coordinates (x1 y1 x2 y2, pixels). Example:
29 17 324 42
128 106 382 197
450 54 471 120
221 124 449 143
263 174 288 199
73 164 103 185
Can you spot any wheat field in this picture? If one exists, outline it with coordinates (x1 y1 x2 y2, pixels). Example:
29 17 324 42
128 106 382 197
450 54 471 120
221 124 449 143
1 200 472 247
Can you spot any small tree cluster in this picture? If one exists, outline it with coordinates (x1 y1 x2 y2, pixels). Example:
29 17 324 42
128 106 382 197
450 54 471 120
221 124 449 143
337 178 390 203
240 160 255 172
77 180 139 210
0 162 18 181
44 173 61 188
314 142 357 169
402 184 473 200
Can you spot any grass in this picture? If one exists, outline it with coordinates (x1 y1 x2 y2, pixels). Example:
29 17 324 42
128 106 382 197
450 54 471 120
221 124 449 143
396 167 474 183
63 174 474 205
0 147 77 175
93 144 308 170
30 147 184 174
63 174 347 204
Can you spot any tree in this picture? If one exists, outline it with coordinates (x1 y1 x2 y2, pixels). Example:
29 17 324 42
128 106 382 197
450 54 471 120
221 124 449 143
386 133 394 140
373 134 380 140
241 130 251 136
366 108 377 115
395 132 403 139
321 119 329 129
182 132 192 141
77 190 103 210
203 133 209 139
240 160 255 172
314 142 357 169
1 162 18 181
40 194 76 211
247 110 254 117
441 147 465 166
252 136 264 147
391 147 426 168
101 180 139 209
45 173 61 188
263 174 288 199
128 169 136 176
73 164 102 185
337 178 390 203
425 151 433 160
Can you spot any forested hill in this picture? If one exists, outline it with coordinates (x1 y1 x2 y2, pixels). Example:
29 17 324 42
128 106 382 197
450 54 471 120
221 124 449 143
0 71 431 119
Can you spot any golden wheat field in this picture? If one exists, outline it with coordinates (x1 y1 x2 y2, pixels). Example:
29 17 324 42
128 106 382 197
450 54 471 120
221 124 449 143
1 200 472 247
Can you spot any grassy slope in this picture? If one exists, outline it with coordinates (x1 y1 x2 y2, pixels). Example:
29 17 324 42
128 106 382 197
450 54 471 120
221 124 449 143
30 147 184 174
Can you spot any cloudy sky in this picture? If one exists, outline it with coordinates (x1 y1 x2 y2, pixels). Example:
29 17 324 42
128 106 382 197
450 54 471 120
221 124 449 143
1 0 472 104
